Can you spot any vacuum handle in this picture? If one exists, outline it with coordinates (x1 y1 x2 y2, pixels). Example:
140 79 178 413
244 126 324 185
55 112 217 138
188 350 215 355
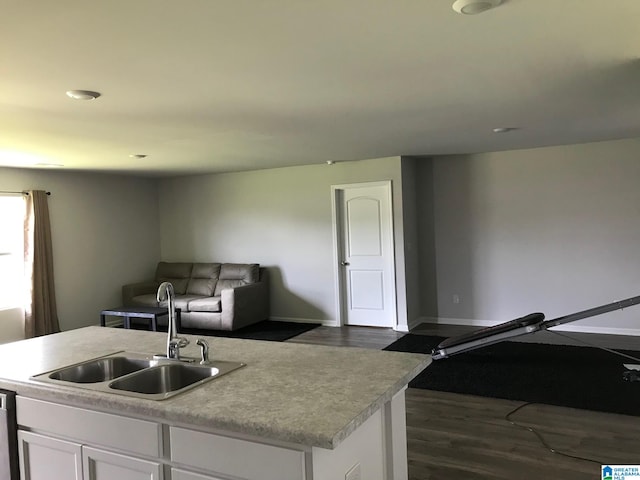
543 294 640 329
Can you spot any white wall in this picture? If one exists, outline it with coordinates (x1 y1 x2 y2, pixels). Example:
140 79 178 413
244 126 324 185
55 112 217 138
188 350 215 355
426 138 640 335
0 308 25 344
0 167 160 333
158 157 410 326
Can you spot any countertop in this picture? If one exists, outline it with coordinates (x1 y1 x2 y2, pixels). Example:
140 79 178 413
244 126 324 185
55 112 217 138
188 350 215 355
0 326 430 449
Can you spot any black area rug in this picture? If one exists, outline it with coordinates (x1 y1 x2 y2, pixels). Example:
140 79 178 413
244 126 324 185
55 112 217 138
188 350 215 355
384 334 640 416
130 320 320 342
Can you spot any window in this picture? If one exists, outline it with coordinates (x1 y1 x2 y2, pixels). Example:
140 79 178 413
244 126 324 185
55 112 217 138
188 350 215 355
0 195 25 309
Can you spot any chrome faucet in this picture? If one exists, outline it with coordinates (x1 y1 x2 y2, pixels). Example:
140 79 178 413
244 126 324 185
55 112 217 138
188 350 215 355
157 281 189 360
197 338 209 365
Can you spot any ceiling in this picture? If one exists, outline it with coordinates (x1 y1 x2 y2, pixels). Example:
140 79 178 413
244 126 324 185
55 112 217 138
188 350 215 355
2 1 639 177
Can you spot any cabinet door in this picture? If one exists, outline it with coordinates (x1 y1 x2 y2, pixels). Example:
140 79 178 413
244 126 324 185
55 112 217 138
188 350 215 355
171 468 226 480
170 426 306 480
83 446 162 480
18 431 83 480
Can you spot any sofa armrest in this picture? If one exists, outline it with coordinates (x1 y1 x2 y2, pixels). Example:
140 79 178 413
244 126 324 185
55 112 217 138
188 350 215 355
122 281 160 306
220 279 269 330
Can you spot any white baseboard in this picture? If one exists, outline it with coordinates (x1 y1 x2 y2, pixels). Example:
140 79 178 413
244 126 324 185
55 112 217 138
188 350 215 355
270 316 427 331
417 316 640 337
269 316 338 327
397 316 423 333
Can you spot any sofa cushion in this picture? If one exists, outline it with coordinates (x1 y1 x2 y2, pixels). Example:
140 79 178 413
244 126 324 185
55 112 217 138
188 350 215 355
214 263 259 295
188 296 222 313
173 295 208 311
131 294 209 312
186 263 221 296
155 262 193 294
131 294 160 308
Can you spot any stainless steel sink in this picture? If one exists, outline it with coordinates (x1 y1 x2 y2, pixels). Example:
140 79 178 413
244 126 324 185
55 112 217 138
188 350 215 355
110 363 219 395
48 356 152 383
31 351 245 400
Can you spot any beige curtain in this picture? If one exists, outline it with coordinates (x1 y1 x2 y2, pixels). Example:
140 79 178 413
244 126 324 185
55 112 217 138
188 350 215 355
24 190 60 338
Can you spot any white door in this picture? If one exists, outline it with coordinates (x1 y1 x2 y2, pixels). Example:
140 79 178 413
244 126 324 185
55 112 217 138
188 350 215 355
83 446 163 480
333 182 396 327
18 431 83 480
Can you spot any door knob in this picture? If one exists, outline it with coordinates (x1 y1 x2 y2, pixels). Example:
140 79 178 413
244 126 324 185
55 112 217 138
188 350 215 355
341 261 350 266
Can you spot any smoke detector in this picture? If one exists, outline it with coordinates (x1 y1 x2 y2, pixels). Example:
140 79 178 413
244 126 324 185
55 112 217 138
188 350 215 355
452 0 502 15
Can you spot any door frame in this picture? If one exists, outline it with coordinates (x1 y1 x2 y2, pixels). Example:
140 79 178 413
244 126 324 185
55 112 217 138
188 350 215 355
331 180 397 328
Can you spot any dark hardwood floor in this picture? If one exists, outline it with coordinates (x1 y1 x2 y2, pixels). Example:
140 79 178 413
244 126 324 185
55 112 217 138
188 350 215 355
289 324 640 480
288 325 405 349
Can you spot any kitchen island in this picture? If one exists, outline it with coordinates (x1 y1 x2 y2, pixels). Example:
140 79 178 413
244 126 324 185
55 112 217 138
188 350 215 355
0 326 430 480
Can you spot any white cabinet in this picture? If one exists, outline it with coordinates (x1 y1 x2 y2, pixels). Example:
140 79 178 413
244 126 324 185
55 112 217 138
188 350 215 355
170 426 306 480
15 391 409 480
16 397 163 480
18 431 83 480
16 397 162 458
83 446 162 480
171 469 225 480
18 431 162 480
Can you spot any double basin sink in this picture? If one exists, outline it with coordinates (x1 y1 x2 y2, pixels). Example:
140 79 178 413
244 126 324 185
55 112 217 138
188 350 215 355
31 352 245 400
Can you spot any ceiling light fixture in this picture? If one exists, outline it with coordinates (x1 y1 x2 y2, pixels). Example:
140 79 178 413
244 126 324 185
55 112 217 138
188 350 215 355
129 154 148 159
492 127 518 133
35 163 64 168
452 0 501 15
66 90 101 100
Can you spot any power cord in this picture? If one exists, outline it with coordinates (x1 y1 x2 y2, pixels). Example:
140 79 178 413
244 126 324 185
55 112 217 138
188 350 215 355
547 330 640 364
504 402 604 465
504 331 640 465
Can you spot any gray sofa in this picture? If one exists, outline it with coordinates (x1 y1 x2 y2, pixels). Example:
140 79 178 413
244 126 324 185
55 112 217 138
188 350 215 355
122 262 269 331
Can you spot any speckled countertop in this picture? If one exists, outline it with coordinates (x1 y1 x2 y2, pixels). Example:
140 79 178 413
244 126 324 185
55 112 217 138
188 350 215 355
0 326 430 449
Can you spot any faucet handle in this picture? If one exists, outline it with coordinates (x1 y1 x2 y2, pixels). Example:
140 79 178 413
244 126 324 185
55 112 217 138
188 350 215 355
167 337 190 360
196 338 210 365
167 339 181 360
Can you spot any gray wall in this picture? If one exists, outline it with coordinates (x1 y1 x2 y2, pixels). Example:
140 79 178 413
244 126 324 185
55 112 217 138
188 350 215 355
414 158 438 319
3 137 639 339
0 167 160 339
157 157 411 327
424 138 640 334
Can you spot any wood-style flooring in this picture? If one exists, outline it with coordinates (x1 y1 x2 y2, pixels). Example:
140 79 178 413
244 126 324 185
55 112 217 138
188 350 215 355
288 325 640 480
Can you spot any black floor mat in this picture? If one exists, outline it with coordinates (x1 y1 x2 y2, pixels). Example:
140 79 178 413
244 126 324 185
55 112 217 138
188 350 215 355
385 334 640 416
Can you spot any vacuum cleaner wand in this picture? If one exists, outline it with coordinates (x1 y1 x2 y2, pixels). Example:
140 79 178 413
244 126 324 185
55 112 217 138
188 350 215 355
431 294 640 360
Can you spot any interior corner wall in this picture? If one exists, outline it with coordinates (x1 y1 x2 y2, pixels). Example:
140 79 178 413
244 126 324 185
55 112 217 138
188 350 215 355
0 167 160 333
399 157 423 330
157 157 405 326
429 138 640 335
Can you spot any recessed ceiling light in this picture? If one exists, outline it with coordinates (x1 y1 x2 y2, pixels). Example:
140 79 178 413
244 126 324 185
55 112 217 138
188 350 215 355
129 154 148 159
35 163 64 168
492 127 518 133
66 90 101 100
452 0 502 15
